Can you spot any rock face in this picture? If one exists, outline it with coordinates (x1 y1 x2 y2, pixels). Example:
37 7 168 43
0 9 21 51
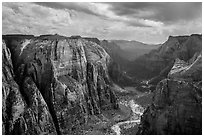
2 35 118 135
100 40 134 86
2 40 57 135
129 34 202 81
137 53 202 134
168 54 202 81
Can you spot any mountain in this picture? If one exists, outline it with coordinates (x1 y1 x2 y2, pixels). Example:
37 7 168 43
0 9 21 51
100 40 131 67
100 40 134 86
99 39 160 86
128 34 202 82
2 33 202 135
137 52 202 134
111 40 159 61
2 34 118 135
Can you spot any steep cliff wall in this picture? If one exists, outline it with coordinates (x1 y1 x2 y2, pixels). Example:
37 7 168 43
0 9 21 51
100 40 134 86
2 35 118 135
2 40 57 135
129 34 202 81
137 53 202 134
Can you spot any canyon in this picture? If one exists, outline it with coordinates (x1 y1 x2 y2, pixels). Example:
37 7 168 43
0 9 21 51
2 34 202 135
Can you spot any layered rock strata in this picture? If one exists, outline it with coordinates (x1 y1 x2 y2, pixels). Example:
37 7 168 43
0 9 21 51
130 34 202 81
2 35 118 135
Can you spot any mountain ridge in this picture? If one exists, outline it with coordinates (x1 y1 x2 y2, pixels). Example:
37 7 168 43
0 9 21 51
128 34 202 81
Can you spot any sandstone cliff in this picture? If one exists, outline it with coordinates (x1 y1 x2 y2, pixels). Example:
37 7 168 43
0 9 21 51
2 35 118 135
129 34 201 80
137 53 202 134
129 34 201 91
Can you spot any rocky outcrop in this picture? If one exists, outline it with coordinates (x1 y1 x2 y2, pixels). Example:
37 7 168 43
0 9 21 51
2 35 118 135
137 53 202 134
168 54 202 81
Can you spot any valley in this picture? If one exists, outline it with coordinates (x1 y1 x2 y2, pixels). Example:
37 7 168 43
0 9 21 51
79 86 153 135
2 2 202 135
2 34 202 135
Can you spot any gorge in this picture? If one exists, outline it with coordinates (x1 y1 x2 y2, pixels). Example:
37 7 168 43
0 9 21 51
2 34 202 135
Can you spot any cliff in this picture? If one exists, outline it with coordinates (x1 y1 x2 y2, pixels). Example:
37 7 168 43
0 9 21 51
137 52 202 134
129 34 202 85
100 40 134 86
2 35 118 135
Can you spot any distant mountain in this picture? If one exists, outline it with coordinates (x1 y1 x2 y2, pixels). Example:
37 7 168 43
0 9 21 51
110 40 160 61
100 40 129 66
84 35 202 89
99 39 160 86
128 34 202 84
100 40 134 86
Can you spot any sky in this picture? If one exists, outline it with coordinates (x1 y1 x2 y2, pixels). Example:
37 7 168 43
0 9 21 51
2 2 202 44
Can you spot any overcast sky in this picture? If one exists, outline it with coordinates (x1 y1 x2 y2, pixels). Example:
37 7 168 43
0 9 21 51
2 2 202 44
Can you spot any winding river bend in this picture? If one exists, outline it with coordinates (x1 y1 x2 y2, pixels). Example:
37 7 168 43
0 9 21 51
111 99 145 135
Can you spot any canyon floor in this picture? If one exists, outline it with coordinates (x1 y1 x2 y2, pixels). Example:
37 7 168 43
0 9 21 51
78 85 153 135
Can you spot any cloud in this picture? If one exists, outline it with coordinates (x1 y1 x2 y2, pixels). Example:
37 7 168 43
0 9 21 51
34 2 157 27
106 2 202 24
34 2 98 16
33 2 201 27
2 2 72 35
2 2 202 44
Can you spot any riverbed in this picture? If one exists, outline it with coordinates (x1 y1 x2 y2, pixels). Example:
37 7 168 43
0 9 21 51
109 85 152 135
111 99 145 135
81 86 153 135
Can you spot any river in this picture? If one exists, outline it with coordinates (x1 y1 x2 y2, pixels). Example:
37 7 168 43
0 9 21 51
111 99 145 135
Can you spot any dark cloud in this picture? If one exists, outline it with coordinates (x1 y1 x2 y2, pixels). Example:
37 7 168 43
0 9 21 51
34 2 202 26
104 2 154 15
106 2 202 24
